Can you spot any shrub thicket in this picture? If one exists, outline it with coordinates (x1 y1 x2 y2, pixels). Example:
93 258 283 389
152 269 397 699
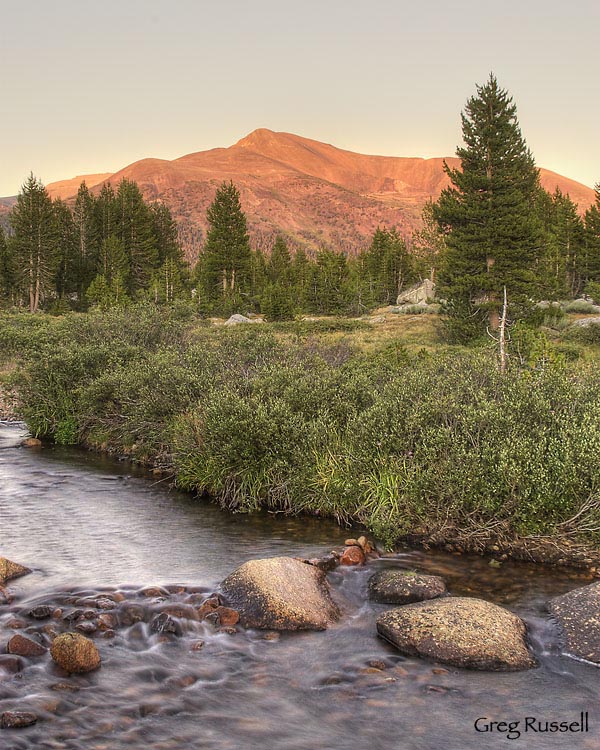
4 307 600 549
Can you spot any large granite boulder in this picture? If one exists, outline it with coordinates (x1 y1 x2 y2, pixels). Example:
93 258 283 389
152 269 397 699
369 569 446 604
221 556 340 630
396 279 435 306
547 581 600 664
377 597 535 671
0 557 31 585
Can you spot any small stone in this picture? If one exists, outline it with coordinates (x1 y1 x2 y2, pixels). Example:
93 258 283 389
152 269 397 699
50 682 80 692
75 620 97 634
367 659 387 670
6 618 26 629
190 640 205 651
7 634 46 657
432 668 449 675
196 599 219 620
21 437 42 448
0 558 31 585
220 626 237 635
340 546 366 566
95 598 116 610
215 606 239 626
97 613 117 630
140 586 168 598
1 711 37 728
150 613 180 635
0 586 13 605
28 605 54 619
344 538 359 547
50 632 101 674
368 569 447 605
0 655 24 673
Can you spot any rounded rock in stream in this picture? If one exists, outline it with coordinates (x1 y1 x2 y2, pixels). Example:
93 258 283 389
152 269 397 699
547 581 600 664
50 632 101 673
368 569 447 604
376 597 535 671
221 556 340 630
7 634 46 657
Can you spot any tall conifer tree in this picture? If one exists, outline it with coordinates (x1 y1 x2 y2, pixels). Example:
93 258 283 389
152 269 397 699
10 174 57 312
199 181 252 304
434 74 541 331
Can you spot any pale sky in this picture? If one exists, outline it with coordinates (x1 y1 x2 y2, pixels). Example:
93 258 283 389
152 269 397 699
1 0 598 195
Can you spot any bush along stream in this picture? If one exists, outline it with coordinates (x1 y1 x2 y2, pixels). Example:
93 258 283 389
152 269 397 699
3 306 600 566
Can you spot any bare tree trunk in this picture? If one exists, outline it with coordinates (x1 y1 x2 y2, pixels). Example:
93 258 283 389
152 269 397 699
499 286 508 374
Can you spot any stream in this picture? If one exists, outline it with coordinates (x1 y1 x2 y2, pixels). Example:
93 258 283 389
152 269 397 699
0 422 599 749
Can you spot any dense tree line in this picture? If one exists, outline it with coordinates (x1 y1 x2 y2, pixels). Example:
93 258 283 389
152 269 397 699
0 175 187 312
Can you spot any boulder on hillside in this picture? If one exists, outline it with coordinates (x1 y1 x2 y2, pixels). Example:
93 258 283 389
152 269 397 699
0 557 31 585
547 581 600 664
396 279 435 306
369 569 447 604
569 316 600 328
376 597 535 671
221 556 340 630
224 314 252 326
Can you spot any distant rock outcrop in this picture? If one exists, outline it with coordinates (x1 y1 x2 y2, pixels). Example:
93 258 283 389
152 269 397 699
396 279 436 306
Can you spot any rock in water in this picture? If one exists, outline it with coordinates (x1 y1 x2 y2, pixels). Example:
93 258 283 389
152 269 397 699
369 569 447 604
50 633 101 673
0 557 31 585
1 711 38 729
376 597 535 671
7 634 46 657
547 581 600 664
221 556 340 630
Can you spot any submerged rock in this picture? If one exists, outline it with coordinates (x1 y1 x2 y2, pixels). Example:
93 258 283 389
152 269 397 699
377 597 535 671
21 437 42 448
1 711 37 729
0 557 31 585
7 634 46 657
221 556 340 630
50 632 101 673
369 569 447 604
547 581 600 664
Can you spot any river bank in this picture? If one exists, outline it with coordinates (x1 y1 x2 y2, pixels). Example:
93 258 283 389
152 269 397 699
3 307 600 571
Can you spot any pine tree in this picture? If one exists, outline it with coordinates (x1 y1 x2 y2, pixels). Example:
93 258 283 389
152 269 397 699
434 74 541 332
0 226 17 305
10 174 57 312
584 185 600 284
290 246 311 311
114 179 159 292
73 182 98 301
199 181 252 306
52 198 78 302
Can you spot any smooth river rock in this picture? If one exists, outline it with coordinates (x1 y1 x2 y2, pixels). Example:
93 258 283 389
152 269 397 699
50 632 101 673
377 597 535 671
547 581 600 664
369 569 447 604
221 556 340 630
0 557 31 585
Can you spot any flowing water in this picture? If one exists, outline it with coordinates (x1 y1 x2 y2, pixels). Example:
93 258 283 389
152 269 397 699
0 422 599 749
